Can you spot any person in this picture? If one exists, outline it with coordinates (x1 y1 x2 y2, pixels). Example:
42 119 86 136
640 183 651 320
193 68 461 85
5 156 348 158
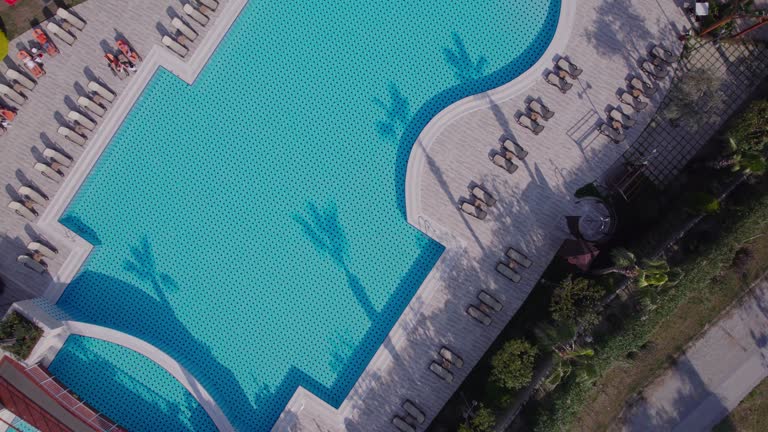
558 68 569 80
105 53 124 76
50 161 64 175
118 53 136 72
530 112 541 122
22 199 38 215
30 48 44 64
631 88 642 98
31 252 44 263
611 120 623 130
0 119 11 129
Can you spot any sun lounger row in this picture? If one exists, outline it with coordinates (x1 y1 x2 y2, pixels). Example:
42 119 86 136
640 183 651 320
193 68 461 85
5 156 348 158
162 0 220 58
545 56 581 94
16 239 58 274
391 400 426 432
495 247 532 283
466 290 504 326
429 346 463 383
516 99 553 135
491 136 527 174
458 184 496 220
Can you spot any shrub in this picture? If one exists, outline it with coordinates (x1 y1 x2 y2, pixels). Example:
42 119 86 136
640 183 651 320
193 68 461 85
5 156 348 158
0 312 43 359
490 339 538 391
550 276 605 329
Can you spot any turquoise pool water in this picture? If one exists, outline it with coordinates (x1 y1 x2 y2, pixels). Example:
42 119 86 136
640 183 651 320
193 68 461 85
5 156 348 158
52 0 560 430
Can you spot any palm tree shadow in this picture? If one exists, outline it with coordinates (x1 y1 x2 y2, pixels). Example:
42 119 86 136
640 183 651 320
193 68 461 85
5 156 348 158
374 83 412 144
444 32 488 84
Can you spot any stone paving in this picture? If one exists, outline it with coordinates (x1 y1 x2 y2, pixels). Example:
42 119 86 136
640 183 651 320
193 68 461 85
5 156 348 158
0 0 218 313
0 0 698 431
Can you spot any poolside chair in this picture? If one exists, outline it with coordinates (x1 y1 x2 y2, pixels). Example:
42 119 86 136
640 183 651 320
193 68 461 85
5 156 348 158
46 22 76 46
17 51 44 79
641 61 669 80
650 45 676 65
402 401 425 425
27 241 57 257
478 291 503 312
439 347 464 368
618 91 648 111
459 202 487 220
172 17 198 42
496 262 521 282
183 3 210 26
610 109 636 128
0 84 26 105
506 247 532 268
43 148 72 167
502 137 528 160
17 255 47 274
8 201 37 220
57 126 87 146
392 416 416 432
18 186 47 205
56 8 86 31
199 0 219 11
528 100 554 120
517 114 544 135
87 81 116 103
629 76 656 97
491 154 518 174
556 58 583 78
162 36 189 58
598 123 625 144
471 185 496 207
5 69 36 90
545 73 572 93
429 361 453 382
467 305 492 326
34 162 63 180
66 111 96 131
77 96 106 117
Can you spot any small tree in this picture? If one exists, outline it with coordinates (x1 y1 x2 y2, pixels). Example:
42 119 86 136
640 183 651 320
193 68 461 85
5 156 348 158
458 404 496 432
660 68 725 129
490 339 538 391
549 276 605 329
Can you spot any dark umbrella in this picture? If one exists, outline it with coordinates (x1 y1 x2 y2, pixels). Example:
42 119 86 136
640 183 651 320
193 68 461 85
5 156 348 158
557 238 600 271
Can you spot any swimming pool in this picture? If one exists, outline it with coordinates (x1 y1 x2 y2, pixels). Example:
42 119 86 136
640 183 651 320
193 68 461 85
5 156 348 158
51 0 560 430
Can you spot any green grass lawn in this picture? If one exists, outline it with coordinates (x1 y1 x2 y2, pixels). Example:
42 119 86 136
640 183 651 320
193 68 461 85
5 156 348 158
714 377 768 432
0 0 86 40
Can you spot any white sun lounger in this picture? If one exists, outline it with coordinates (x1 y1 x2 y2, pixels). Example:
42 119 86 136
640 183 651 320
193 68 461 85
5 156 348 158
43 148 72 167
471 185 496 206
77 96 106 117
439 347 464 368
619 92 648 111
492 154 518 174
35 162 63 180
172 17 198 41
651 45 676 64
392 416 416 432
199 0 219 11
517 114 544 135
459 202 486 220
496 262 521 282
610 109 636 128
641 61 669 80
27 241 57 257
467 305 491 326
46 22 76 45
5 69 36 90
17 255 47 273
478 291 503 312
67 111 96 130
556 58 583 77
162 36 189 58
0 84 26 105
402 401 425 425
8 201 37 220
56 8 86 31
545 73 572 93
429 361 453 382
18 186 47 204
629 77 656 97
502 137 528 160
528 100 554 120
599 123 626 144
183 4 210 26
87 81 116 103
57 126 86 146
506 247 532 267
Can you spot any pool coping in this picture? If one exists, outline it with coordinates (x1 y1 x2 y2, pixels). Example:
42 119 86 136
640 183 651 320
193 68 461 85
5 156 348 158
19 0 578 431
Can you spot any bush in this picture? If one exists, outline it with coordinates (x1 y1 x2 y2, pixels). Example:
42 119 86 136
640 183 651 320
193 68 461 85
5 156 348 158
550 276 605 329
728 99 768 154
0 312 42 359
490 339 538 391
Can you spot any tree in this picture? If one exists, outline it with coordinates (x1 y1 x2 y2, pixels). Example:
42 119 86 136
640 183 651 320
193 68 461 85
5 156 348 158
660 68 725 129
490 339 538 391
549 276 605 329
459 404 496 432
540 344 596 393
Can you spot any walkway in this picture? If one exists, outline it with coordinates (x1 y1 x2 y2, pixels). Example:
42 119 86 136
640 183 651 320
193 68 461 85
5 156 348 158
619 273 768 432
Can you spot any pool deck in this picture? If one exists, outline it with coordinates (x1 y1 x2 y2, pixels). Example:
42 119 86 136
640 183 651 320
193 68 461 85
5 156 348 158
0 0 691 431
